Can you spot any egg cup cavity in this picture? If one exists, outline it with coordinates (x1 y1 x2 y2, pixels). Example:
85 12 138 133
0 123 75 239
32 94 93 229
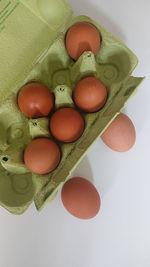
0 1 144 214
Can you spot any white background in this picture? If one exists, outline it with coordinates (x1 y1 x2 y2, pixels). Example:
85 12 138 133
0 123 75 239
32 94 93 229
0 0 150 266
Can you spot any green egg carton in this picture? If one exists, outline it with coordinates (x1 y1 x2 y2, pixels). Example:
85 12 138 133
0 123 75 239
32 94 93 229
0 0 144 214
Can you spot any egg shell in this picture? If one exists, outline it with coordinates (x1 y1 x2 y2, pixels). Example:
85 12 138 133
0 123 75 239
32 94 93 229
50 107 85 143
18 83 54 118
61 177 101 219
74 77 107 112
24 138 61 174
101 113 136 152
65 22 101 60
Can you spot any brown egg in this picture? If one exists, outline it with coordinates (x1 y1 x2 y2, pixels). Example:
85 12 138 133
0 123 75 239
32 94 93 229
18 82 54 118
74 77 107 112
50 108 85 143
101 113 136 152
61 177 101 219
24 138 61 174
65 22 101 60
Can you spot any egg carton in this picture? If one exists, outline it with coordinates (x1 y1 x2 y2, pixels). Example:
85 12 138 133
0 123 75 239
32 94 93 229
0 0 144 214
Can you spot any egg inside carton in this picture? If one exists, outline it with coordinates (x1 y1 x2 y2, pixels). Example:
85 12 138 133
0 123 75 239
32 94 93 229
0 0 143 214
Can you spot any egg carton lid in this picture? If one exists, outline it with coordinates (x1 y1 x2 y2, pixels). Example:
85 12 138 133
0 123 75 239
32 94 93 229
0 0 73 103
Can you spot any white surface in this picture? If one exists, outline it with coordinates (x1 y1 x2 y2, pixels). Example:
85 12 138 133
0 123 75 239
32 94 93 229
0 0 150 266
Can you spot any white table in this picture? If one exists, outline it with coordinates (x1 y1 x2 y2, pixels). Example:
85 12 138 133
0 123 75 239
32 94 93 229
0 0 150 266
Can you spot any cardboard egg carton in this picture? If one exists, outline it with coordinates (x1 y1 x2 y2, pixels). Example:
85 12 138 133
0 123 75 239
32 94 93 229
0 0 144 214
